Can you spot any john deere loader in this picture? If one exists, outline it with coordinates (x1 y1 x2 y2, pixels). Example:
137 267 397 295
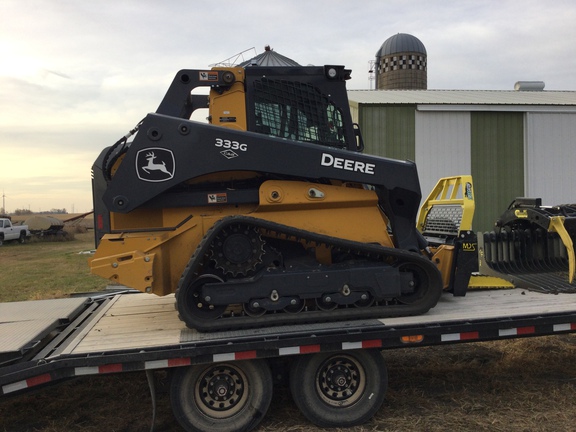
89 63 576 331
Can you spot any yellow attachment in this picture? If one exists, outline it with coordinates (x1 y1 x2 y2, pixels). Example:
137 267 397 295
468 275 514 289
549 216 575 283
417 175 475 233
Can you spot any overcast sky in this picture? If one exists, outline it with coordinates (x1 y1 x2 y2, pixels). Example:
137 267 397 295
2 0 576 213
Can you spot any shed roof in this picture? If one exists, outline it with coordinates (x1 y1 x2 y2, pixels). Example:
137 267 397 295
348 90 576 107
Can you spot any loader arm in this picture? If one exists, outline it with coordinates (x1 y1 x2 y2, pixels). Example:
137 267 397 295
97 114 423 252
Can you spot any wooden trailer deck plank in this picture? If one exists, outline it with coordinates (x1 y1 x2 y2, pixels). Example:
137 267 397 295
68 289 576 355
69 294 182 354
379 289 576 326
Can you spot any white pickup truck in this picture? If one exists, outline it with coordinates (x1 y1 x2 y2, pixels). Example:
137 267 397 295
0 217 30 245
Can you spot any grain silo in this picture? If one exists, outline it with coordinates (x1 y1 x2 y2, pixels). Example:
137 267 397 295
375 33 427 90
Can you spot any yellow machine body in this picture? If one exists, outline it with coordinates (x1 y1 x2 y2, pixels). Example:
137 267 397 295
90 180 393 296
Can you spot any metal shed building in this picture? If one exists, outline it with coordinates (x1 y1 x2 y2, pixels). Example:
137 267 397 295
347 90 576 231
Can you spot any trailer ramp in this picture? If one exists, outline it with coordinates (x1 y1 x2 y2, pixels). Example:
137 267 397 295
0 297 89 366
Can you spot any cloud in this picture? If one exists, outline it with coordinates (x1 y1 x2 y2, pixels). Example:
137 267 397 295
0 127 118 212
1 0 576 212
42 69 72 80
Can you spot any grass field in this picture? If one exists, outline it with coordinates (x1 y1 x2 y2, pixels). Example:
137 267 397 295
0 232 107 302
1 235 576 431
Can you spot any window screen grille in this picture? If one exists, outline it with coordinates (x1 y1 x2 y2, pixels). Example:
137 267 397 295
252 78 347 148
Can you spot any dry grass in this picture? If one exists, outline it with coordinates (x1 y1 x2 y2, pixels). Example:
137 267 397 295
0 232 107 302
1 234 576 431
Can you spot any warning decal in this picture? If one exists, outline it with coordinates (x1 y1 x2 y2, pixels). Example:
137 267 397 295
208 193 228 204
199 71 219 81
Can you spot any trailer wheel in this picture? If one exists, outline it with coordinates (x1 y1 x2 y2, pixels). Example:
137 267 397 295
170 359 273 432
289 349 387 428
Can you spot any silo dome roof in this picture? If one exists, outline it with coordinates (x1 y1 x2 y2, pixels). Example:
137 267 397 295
239 46 301 67
376 33 427 57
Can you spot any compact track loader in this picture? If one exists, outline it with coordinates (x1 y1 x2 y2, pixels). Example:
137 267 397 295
90 64 576 331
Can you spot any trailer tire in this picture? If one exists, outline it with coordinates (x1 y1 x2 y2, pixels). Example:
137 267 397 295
289 349 387 428
170 359 273 432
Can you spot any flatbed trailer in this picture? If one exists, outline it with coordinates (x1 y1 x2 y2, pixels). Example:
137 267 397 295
1 288 576 431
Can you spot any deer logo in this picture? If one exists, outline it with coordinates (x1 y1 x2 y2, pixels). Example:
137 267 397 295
142 151 171 175
136 148 175 182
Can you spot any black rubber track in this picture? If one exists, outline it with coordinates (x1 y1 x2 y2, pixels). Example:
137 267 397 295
176 215 443 331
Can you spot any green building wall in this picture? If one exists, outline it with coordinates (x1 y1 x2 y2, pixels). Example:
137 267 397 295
355 103 525 232
357 105 416 161
471 112 524 231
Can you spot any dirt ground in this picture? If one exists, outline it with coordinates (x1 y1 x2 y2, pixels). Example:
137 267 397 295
2 335 575 432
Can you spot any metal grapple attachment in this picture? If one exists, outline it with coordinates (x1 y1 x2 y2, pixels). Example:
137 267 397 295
478 198 576 293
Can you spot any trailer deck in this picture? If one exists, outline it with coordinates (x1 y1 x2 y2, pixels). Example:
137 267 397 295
2 287 576 398
57 289 576 354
